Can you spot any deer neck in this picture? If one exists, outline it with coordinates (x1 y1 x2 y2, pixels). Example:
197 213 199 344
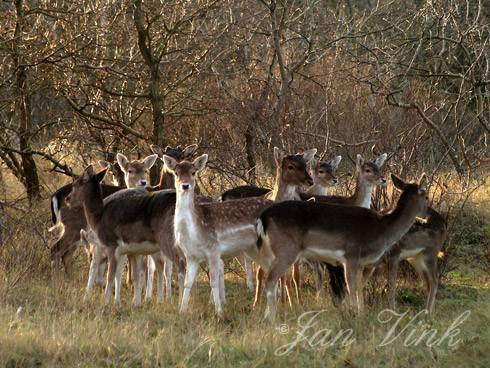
156 167 176 190
307 183 329 196
174 188 201 240
352 176 373 208
82 182 105 231
269 180 298 202
380 194 421 252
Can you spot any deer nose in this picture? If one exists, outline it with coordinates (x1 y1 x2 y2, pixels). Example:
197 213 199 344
182 184 190 191
332 178 338 184
140 180 147 186
381 178 387 185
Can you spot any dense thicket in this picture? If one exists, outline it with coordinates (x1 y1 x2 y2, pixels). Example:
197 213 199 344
0 0 488 203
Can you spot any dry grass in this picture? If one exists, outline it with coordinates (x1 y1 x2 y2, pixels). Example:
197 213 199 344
0 175 488 367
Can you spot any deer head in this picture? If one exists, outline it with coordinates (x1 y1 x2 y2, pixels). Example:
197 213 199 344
391 172 428 215
274 147 316 187
311 155 342 187
163 154 208 193
356 153 387 186
66 165 108 207
115 153 158 188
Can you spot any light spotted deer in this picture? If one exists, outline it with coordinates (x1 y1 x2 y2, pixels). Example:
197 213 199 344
144 144 199 302
163 147 317 317
49 153 157 276
256 173 428 320
220 155 343 293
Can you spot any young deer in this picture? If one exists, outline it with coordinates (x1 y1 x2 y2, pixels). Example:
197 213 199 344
256 173 428 320
385 206 447 313
49 153 157 276
83 144 199 303
66 166 182 306
305 156 342 196
144 144 199 301
163 147 316 317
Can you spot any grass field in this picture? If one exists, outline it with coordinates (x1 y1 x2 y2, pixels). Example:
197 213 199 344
0 180 489 367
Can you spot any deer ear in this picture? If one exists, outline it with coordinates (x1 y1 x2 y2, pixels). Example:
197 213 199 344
302 148 317 163
310 157 318 171
116 153 130 172
418 172 427 188
150 144 165 157
162 155 178 173
375 153 388 168
94 167 108 183
391 173 407 191
143 154 158 171
193 154 208 172
273 147 285 166
356 154 364 169
80 229 88 244
98 160 111 170
82 165 94 181
183 144 198 158
330 155 342 170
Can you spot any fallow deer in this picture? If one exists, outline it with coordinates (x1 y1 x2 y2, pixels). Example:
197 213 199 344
256 173 428 320
163 147 317 317
83 144 199 303
219 155 343 293
65 166 183 306
49 153 157 276
254 153 388 306
384 206 447 313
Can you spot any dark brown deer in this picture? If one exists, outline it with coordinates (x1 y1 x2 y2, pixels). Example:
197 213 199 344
256 173 428 320
383 206 447 313
65 166 182 306
49 154 157 276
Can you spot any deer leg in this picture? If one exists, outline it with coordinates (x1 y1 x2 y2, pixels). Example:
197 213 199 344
407 254 432 312
61 246 76 278
292 262 301 304
132 255 145 307
425 254 439 314
344 261 363 314
85 244 102 300
253 267 264 309
145 256 156 302
243 255 255 292
162 256 172 301
104 248 117 305
218 259 226 304
114 254 127 306
387 255 400 310
327 264 347 306
208 255 223 317
263 251 298 321
180 259 199 314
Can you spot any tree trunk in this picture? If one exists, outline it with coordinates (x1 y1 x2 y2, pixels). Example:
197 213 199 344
14 0 40 205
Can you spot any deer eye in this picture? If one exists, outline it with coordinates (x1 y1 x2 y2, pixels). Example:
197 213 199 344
318 170 324 174
128 170 133 174
287 165 294 170
191 171 196 176
365 169 371 173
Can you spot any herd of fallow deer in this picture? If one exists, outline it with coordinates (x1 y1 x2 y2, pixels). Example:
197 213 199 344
49 143 447 320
